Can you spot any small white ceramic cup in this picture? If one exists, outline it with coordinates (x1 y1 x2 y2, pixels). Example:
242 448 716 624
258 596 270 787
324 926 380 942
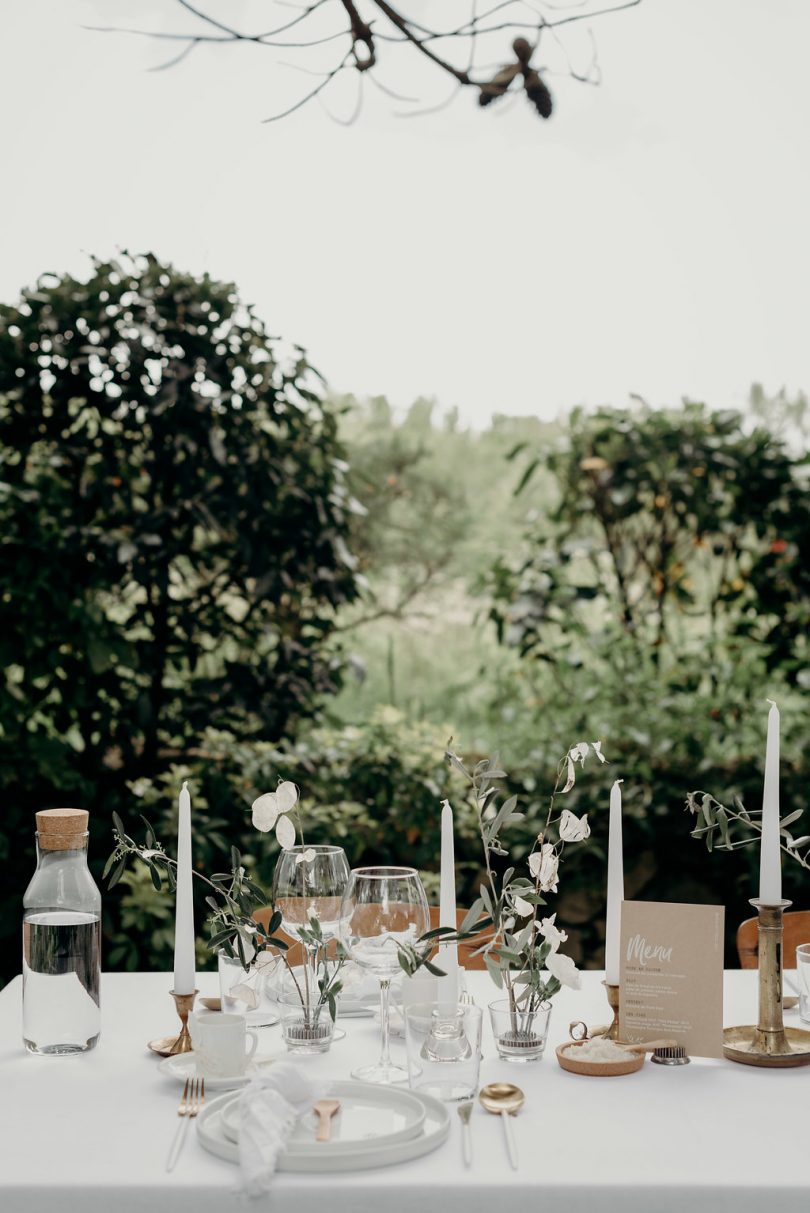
189 1012 259 1077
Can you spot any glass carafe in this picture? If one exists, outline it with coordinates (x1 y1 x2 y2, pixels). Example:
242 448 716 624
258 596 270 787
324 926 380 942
23 808 102 1054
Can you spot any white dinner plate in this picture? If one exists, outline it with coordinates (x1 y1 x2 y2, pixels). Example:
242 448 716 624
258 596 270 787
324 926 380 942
158 1051 279 1089
197 1087 450 1172
219 1080 426 1150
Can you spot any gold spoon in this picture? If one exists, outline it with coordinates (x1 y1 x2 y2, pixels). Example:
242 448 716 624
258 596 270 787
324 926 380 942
479 1082 525 1170
313 1098 341 1143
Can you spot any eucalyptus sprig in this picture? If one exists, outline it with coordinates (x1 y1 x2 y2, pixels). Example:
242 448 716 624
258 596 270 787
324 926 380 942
105 811 289 971
104 800 479 1022
445 741 605 1016
686 790 810 870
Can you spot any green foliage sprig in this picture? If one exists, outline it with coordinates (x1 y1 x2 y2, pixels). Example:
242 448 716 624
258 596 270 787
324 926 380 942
106 810 350 1023
445 740 604 1014
686 791 810 872
105 795 477 1019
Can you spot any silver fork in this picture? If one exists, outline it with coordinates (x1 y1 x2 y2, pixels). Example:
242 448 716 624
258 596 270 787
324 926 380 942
166 1076 205 1172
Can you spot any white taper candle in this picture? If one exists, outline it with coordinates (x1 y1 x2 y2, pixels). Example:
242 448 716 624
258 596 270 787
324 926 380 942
759 700 782 904
437 798 459 1005
172 780 196 994
605 778 624 986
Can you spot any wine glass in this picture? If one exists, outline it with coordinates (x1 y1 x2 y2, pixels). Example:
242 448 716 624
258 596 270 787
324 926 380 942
339 866 430 1084
273 845 350 1028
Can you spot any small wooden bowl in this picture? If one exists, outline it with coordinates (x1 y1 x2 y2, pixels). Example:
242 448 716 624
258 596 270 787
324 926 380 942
556 1040 644 1077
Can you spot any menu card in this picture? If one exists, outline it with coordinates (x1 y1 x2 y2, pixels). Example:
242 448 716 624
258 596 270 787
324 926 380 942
619 900 725 1058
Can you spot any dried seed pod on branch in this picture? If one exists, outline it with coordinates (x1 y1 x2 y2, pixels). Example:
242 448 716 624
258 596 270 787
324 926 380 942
92 0 641 125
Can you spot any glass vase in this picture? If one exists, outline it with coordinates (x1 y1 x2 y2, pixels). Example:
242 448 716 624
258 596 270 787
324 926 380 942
277 970 337 1054
489 998 551 1062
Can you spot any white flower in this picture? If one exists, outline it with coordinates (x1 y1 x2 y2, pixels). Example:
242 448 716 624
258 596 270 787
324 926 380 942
561 741 606 792
251 781 299 847
513 894 533 918
275 813 296 850
276 781 299 814
251 792 279 833
545 951 581 990
528 843 559 893
253 952 279 973
295 847 316 866
559 809 591 843
229 982 259 1009
538 913 568 954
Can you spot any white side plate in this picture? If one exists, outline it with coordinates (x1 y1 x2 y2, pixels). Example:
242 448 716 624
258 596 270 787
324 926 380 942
158 1052 279 1089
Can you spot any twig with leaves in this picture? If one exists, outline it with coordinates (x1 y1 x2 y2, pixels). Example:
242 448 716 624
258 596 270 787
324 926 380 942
105 780 478 1023
686 790 810 871
445 740 605 1029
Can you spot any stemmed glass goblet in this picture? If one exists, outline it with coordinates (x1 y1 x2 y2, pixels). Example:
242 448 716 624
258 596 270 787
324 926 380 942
273 844 350 1031
339 866 430 1084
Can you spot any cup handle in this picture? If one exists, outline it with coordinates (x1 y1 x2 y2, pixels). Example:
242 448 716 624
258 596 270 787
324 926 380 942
245 1030 259 1060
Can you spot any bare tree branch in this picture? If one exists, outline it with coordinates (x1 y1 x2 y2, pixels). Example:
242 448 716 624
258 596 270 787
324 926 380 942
91 0 643 125
263 51 353 122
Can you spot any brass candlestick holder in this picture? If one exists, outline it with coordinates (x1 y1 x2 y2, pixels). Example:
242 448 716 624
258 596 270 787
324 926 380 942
147 989 198 1058
724 900 810 1067
600 980 621 1041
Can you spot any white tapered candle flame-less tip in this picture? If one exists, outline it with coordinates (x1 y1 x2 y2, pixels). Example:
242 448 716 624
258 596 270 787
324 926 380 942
605 779 624 986
172 780 196 995
758 700 782 904
437 798 459 1006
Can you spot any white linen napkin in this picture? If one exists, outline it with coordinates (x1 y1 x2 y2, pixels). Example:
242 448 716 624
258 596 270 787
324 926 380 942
238 1062 324 1197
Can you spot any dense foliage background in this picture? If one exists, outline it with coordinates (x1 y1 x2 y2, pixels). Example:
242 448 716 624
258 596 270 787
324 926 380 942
3 254 809 984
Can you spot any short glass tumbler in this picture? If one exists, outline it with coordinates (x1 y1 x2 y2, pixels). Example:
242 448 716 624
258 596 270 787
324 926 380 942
218 950 282 1017
279 996 336 1054
489 998 551 1062
277 967 337 1054
405 1002 482 1101
796 943 810 1023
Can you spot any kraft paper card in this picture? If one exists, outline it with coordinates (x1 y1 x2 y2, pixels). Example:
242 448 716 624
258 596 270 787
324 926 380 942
619 899 725 1058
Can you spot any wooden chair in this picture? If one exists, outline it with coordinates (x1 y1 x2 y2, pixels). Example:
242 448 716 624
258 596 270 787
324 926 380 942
428 905 494 971
736 909 810 969
253 905 494 970
252 906 306 968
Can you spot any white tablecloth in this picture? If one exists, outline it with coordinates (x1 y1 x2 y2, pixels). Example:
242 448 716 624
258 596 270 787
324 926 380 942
1 969 808 1212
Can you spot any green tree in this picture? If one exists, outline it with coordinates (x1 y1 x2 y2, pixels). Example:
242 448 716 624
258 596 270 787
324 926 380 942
492 402 795 673
0 253 358 979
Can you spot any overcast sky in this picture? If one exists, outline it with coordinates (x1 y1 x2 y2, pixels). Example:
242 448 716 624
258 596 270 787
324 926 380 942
1 0 809 425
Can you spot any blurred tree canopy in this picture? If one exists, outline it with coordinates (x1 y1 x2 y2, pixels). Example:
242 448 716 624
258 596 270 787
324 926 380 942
0 254 358 977
491 402 801 675
3 254 810 982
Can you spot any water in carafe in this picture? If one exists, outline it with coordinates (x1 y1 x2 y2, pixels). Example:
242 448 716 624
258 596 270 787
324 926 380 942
23 808 101 1054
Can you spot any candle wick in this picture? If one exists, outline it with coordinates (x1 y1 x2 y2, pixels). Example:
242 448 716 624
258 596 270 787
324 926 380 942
182 780 189 791
612 778 624 788
766 698 778 710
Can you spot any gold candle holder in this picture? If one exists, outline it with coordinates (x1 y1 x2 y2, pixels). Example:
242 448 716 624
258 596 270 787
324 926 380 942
600 980 621 1041
147 989 198 1058
724 900 810 1067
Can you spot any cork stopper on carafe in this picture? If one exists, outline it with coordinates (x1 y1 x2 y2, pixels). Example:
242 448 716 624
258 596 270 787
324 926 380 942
36 808 89 851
